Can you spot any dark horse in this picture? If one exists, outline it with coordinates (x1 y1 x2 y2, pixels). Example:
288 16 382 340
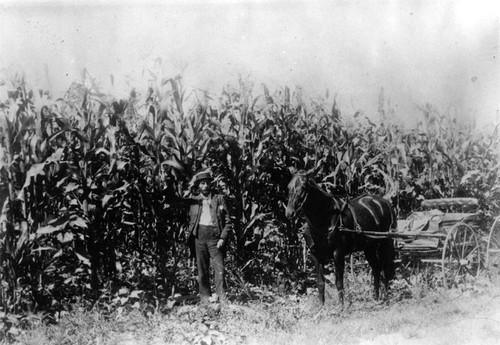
285 171 396 305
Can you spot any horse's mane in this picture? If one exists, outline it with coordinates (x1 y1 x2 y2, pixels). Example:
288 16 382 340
296 171 344 207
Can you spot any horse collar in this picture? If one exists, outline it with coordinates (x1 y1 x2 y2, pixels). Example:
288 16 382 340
296 178 310 211
332 199 363 233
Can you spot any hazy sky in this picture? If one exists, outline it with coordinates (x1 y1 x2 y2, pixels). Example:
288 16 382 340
0 0 498 125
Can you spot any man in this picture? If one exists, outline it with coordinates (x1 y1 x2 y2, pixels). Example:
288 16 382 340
187 171 232 305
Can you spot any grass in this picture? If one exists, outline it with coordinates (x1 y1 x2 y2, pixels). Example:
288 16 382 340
4 274 500 345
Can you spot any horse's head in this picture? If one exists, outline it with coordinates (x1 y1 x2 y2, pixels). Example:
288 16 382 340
286 172 310 219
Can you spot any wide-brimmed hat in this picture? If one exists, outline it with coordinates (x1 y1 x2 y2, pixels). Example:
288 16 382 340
193 171 213 185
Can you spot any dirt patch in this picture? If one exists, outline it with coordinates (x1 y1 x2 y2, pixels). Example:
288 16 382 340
11 285 500 345
359 298 500 345
242 288 500 345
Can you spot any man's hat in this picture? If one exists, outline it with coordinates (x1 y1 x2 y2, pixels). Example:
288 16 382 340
192 171 213 185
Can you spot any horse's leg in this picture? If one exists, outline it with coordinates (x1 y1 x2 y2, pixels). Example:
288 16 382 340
379 238 395 297
311 254 326 305
333 249 345 307
364 244 381 300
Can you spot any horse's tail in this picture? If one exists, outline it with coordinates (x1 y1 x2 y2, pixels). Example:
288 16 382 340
380 236 396 281
383 197 397 281
381 194 398 231
389 201 398 231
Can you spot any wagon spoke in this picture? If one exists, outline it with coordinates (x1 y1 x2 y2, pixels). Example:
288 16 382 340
468 245 480 257
462 266 475 277
451 243 462 261
486 217 500 282
446 263 460 282
454 234 464 258
461 230 469 258
451 240 463 262
442 223 479 287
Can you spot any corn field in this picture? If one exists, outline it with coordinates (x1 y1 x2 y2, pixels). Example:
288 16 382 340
0 69 499 330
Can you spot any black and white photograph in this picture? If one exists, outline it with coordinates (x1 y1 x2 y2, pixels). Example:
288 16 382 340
0 0 499 344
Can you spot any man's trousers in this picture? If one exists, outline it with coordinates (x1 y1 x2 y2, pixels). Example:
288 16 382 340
195 225 226 300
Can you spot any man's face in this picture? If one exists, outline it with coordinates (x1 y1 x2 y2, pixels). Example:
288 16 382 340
199 180 210 194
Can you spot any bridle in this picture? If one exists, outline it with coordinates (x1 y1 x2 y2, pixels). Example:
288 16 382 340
289 175 310 213
289 174 363 234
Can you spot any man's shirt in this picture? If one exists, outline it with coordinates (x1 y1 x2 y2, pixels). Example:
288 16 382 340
199 197 214 226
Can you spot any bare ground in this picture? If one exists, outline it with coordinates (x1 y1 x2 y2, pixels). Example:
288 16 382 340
8 278 500 345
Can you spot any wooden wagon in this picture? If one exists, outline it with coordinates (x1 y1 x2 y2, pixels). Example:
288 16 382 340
392 197 500 286
338 197 500 286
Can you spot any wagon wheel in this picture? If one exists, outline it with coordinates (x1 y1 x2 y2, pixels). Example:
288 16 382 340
441 223 480 287
486 216 500 283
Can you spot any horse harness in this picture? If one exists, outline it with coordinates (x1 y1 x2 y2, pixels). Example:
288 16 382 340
329 199 363 235
330 200 393 239
295 177 387 239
